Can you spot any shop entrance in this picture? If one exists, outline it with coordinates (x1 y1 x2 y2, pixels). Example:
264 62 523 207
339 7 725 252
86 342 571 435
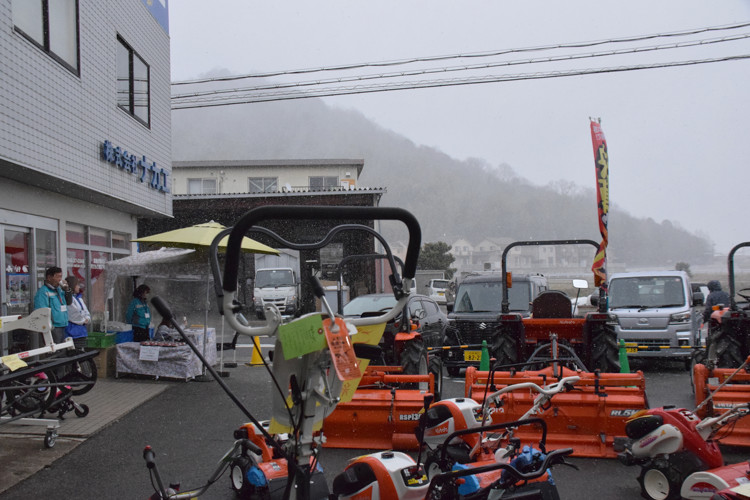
2 225 32 317
0 211 59 319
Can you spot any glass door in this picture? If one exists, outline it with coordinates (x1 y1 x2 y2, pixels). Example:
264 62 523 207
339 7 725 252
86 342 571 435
2 226 32 316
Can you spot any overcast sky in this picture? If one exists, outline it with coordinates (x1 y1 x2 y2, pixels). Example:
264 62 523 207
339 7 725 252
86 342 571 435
168 1 750 254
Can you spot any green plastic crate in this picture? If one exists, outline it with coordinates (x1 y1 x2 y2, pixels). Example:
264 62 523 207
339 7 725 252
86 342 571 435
87 332 116 348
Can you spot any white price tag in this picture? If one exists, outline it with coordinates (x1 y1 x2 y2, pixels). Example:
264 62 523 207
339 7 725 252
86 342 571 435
139 345 160 362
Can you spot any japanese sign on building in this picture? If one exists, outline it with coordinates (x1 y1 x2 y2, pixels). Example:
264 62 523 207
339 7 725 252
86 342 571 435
101 140 169 193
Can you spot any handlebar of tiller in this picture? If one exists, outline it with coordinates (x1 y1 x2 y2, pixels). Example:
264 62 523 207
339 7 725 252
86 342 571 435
430 444 573 495
438 417 549 463
483 376 580 415
216 206 421 336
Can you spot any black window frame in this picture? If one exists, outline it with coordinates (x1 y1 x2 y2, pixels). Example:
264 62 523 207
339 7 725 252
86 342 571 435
12 0 80 76
116 35 151 128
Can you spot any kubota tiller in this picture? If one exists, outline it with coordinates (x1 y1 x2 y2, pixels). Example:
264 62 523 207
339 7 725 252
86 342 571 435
692 355 750 447
463 364 647 458
322 364 434 450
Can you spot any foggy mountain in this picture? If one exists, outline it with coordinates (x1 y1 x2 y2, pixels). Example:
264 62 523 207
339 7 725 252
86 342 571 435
171 86 712 268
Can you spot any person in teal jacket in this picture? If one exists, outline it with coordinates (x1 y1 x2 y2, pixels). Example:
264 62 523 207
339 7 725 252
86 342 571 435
126 284 151 342
34 266 73 344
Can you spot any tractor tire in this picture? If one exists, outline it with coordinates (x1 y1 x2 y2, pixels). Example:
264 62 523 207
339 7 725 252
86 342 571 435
490 332 520 368
428 356 443 401
712 325 745 369
446 366 461 378
590 325 620 373
401 341 429 392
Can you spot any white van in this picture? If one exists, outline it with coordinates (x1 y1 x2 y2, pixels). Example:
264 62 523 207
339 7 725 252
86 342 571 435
607 270 704 361
426 278 450 304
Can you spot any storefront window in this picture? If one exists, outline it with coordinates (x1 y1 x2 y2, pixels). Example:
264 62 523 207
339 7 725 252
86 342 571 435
5 229 31 316
90 250 109 316
35 229 58 288
66 223 85 244
67 248 86 284
112 232 129 249
89 227 109 247
65 223 130 330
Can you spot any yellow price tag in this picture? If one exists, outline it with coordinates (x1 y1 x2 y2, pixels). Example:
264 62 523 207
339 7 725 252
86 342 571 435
2 354 28 372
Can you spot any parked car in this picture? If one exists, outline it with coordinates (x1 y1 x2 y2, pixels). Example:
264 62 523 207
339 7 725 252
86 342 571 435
343 293 448 354
426 278 451 304
343 293 447 397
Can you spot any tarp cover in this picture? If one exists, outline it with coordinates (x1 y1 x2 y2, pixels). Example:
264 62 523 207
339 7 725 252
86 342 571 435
104 247 201 292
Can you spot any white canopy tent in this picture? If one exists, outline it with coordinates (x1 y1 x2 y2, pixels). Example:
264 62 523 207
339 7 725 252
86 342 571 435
103 248 228 370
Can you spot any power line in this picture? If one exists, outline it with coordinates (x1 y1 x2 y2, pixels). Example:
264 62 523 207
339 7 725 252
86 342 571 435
171 54 750 110
171 33 750 102
171 21 750 86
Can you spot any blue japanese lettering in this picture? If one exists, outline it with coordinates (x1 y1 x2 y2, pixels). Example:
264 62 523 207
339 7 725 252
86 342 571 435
101 140 114 162
114 147 124 168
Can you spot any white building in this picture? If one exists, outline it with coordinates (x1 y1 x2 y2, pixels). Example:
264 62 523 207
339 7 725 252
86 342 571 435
0 0 172 328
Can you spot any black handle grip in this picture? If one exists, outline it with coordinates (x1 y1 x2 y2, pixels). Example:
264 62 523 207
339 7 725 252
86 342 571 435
150 296 174 322
222 206 421 293
143 446 156 469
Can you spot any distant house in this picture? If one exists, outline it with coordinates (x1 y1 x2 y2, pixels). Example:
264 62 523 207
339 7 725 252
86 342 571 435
450 237 599 277
171 159 365 195
139 158 388 311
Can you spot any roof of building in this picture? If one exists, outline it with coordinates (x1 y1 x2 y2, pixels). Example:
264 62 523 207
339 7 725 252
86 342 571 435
173 159 365 177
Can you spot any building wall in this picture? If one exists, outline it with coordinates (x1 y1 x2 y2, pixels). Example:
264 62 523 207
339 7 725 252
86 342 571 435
0 0 171 327
0 0 172 216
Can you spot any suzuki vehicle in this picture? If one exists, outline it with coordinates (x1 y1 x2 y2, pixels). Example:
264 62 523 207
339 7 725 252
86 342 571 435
608 270 704 364
444 272 548 376
618 402 750 500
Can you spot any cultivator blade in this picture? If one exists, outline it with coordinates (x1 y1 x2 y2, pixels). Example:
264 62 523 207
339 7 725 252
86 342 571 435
693 363 750 447
322 366 434 450
464 366 648 458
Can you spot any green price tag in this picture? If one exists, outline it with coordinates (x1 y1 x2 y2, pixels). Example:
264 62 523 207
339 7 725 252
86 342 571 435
278 314 327 360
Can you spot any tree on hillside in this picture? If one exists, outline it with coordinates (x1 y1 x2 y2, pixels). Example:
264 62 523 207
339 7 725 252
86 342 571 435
418 242 455 279
675 262 693 278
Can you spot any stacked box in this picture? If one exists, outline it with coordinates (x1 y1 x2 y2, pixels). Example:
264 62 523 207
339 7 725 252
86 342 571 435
109 329 134 343
87 331 115 348
92 345 117 378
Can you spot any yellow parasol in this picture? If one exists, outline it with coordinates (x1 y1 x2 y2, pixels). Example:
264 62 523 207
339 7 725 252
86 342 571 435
133 221 279 255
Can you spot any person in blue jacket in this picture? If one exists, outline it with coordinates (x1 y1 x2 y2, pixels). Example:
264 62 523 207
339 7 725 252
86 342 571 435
34 266 73 344
126 284 152 342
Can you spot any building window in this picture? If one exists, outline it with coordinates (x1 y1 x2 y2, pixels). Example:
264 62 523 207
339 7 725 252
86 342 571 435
117 35 150 127
248 177 278 193
309 176 338 191
187 178 217 194
65 224 130 329
12 0 79 74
